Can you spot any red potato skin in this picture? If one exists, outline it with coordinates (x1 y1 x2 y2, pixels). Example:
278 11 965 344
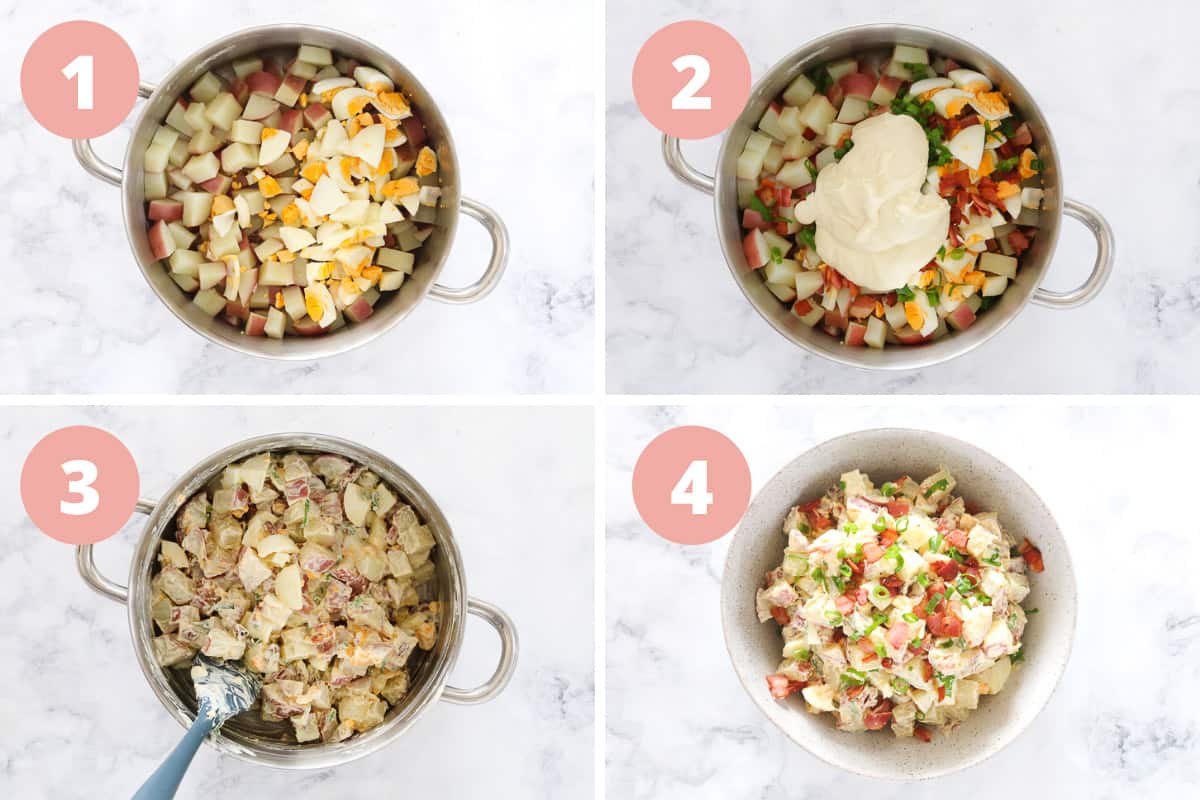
946 304 976 331
279 108 303 136
742 230 768 270
839 72 877 100
742 208 770 231
792 299 814 317
148 220 174 259
844 321 867 346
848 295 876 319
344 297 374 323
282 75 306 93
292 317 326 336
199 174 232 195
401 115 427 149
148 200 183 222
877 75 902 94
229 78 249 106
244 312 268 336
223 300 250 323
894 328 931 345
303 103 332 129
246 71 282 96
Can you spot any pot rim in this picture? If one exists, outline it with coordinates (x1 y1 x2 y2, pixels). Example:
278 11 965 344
719 427 1078 778
126 432 468 769
712 23 1066 371
118 24 463 360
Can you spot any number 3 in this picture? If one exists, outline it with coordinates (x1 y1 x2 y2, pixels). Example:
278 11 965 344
62 54 94 110
671 460 714 515
671 54 712 110
61 459 100 516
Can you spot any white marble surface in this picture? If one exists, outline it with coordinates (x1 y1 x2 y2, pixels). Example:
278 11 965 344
0 405 594 798
607 401 1200 797
0 0 593 394
606 0 1200 393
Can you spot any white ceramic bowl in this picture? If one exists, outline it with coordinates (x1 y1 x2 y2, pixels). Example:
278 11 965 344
720 429 1076 780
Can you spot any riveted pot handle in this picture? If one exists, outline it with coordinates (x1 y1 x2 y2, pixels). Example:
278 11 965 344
75 498 157 604
1032 198 1114 309
72 81 158 187
441 597 518 705
428 198 509 304
662 134 715 195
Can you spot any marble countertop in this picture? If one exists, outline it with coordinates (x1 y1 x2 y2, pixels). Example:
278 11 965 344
607 401 1200 797
0 0 593 394
606 0 1200 394
0 405 594 798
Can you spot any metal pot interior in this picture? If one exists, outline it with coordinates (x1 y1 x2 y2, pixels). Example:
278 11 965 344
715 25 1062 370
127 433 466 768
121 25 462 359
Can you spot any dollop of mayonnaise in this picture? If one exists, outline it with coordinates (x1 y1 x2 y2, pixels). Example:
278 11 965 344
794 113 949 291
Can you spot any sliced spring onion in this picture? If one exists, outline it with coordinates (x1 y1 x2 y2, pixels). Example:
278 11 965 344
896 516 910 533
871 585 890 601
839 563 853 579
825 610 844 625
874 642 887 659
903 612 918 623
924 593 944 614
924 478 949 498
916 573 931 588
881 482 897 497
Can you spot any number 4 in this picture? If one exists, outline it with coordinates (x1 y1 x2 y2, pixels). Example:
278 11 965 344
671 460 714 515
61 459 100 516
671 54 712 110
62 54 94 110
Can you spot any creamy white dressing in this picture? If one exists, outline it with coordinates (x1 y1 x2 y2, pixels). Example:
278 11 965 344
794 113 950 291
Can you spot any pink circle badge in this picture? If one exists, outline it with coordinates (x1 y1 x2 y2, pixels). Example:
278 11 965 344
632 426 751 545
632 20 751 140
21 426 140 545
21 20 140 139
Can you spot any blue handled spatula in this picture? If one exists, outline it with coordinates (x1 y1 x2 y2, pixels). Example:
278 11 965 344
131 654 261 800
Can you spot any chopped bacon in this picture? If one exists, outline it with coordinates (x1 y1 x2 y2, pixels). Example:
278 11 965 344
855 586 869 605
766 674 806 700
855 636 876 655
945 529 968 549
864 700 894 731
913 724 933 743
927 611 963 638
878 528 899 548
845 683 865 699
921 660 935 681
777 186 793 206
835 595 855 615
1018 539 1045 573
939 170 972 195
1008 229 1032 255
849 294 876 319
886 499 910 517
774 220 791 236
881 575 904 595
756 183 777 207
770 606 790 625
863 542 885 563
881 657 894 668
886 622 912 649
932 560 960 581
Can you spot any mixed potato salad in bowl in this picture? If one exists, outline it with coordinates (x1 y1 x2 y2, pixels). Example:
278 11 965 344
738 43 1045 349
757 468 1044 740
141 44 440 339
150 450 440 744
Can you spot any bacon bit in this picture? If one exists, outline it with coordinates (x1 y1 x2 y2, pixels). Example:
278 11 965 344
945 529 968 549
1018 540 1045 572
864 700 894 731
881 657 894 668
937 684 947 702
928 611 963 638
913 724 933 743
933 560 960 581
886 499 910 517
767 674 806 700
863 542 885 563
777 186 793 206
878 529 899 548
835 595 855 615
921 660 935 682
770 606 790 625
881 575 904 595
1008 230 1032 255
755 181 776 206
845 684 866 700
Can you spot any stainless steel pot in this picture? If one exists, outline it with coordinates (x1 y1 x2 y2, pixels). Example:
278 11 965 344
76 433 518 769
73 24 509 360
663 24 1114 370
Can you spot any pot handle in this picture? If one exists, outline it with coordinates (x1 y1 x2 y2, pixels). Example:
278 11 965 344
662 134 715 195
428 198 509 304
441 597 518 705
71 81 158 187
1031 198 1114 309
76 498 157 604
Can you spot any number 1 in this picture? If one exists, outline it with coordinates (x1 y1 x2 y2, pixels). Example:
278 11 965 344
62 54 94 110
671 54 712 110
671 460 714 515
61 459 100 516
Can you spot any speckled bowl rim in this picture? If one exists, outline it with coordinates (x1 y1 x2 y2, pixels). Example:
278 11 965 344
719 428 1078 780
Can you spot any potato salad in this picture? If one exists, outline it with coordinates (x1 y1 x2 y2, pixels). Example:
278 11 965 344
150 451 439 744
143 44 440 338
757 468 1043 740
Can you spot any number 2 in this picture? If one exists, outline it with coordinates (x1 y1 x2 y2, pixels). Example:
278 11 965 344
61 459 100 516
671 54 712 110
671 460 714 515
62 54 94 110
